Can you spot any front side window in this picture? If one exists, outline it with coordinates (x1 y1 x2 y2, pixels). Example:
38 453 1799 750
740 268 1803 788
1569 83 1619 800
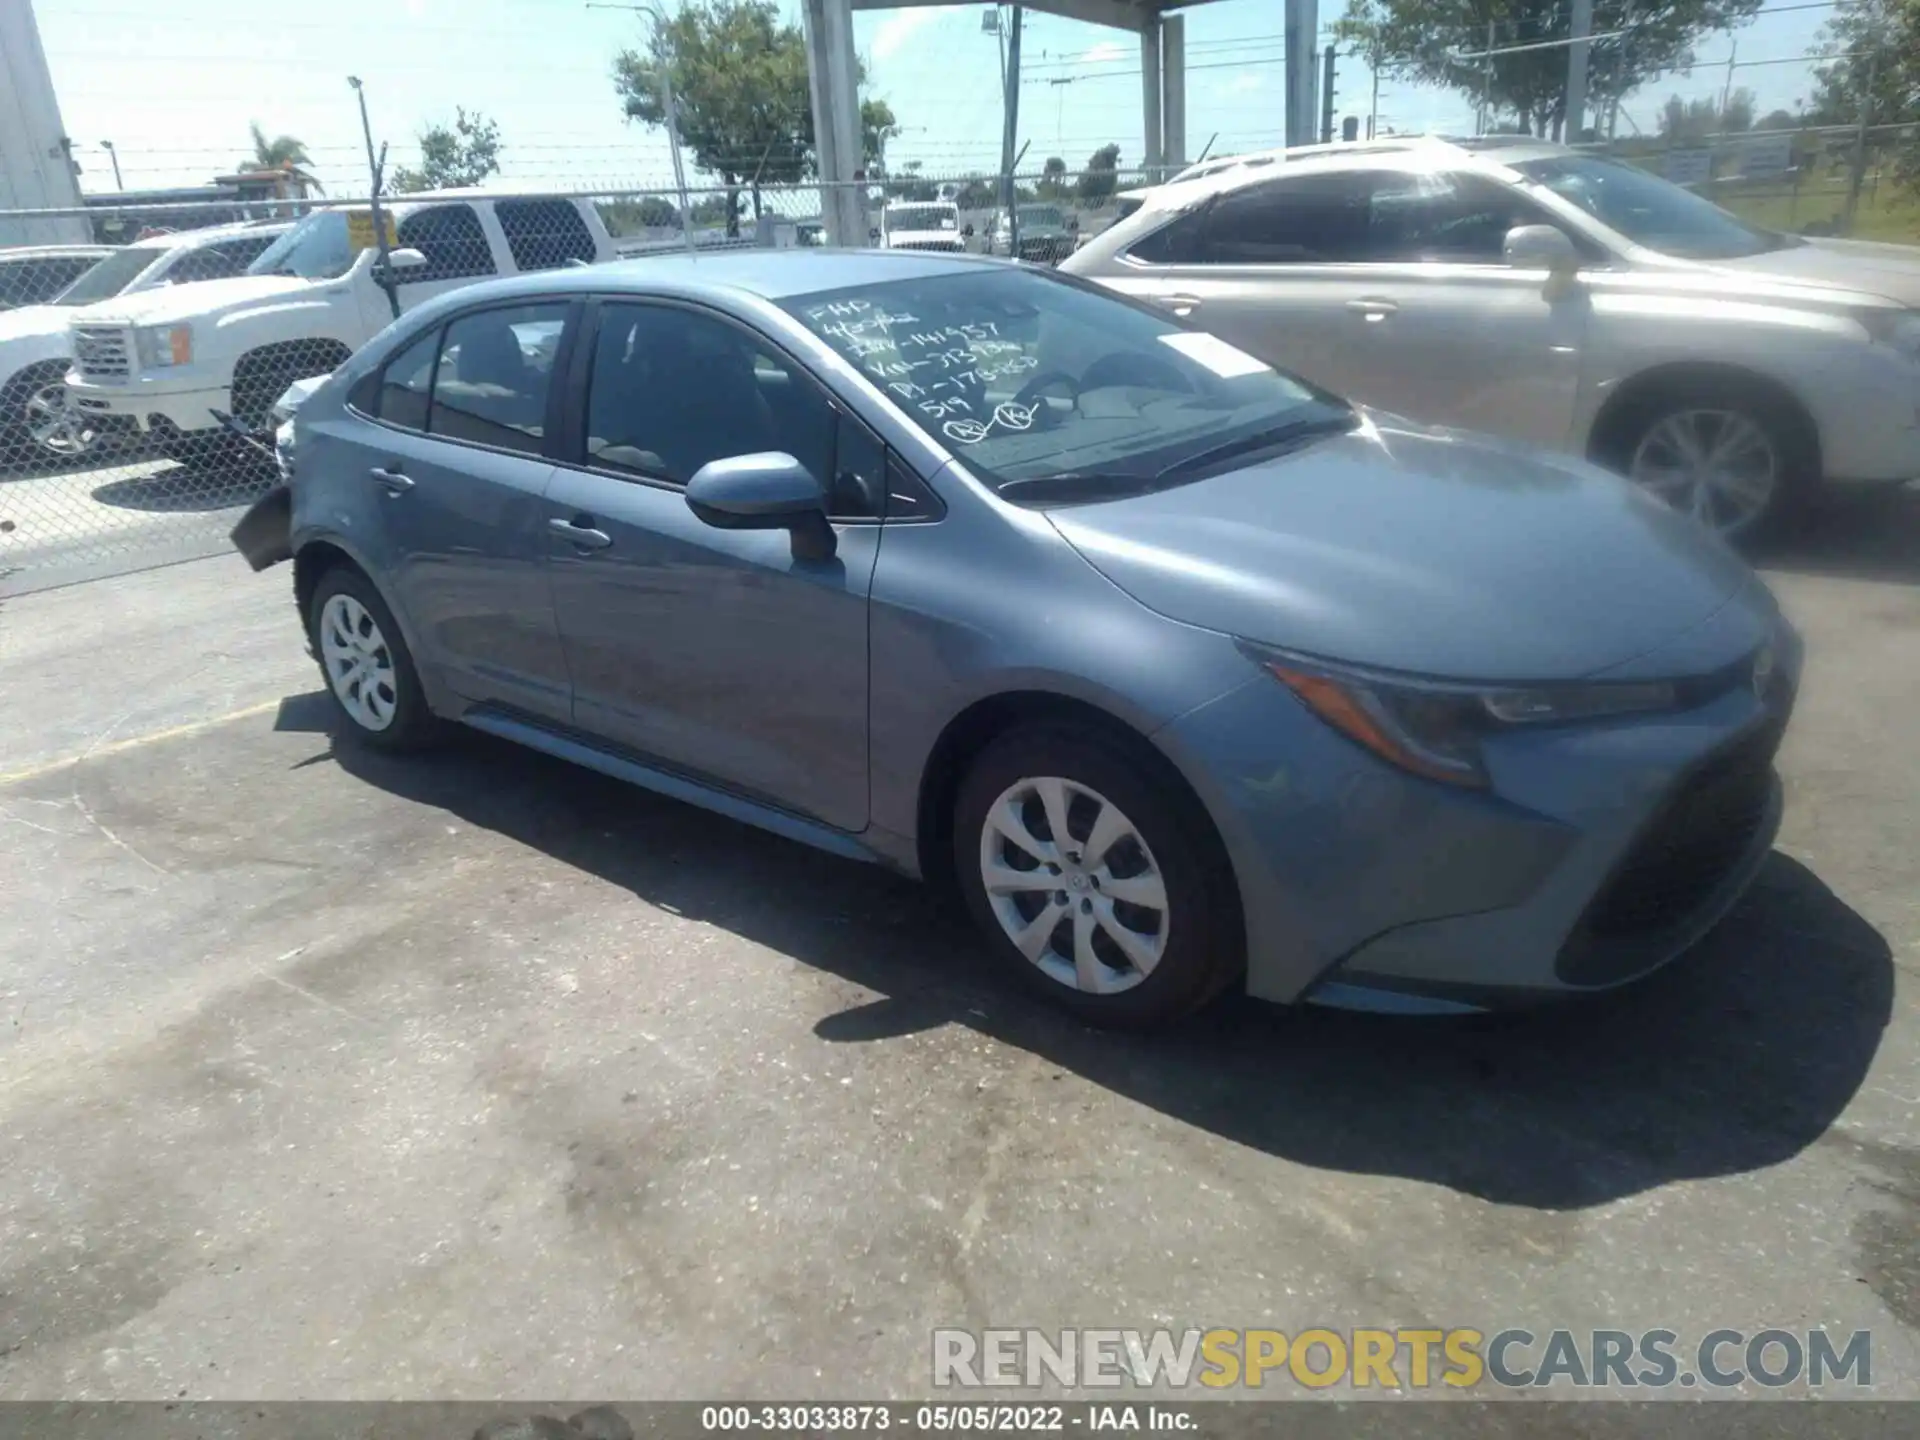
52 246 165 304
248 212 355 281
427 303 569 455
1510 155 1788 259
396 205 496 283
1365 171 1568 264
495 200 597 271
783 268 1342 503
583 303 835 490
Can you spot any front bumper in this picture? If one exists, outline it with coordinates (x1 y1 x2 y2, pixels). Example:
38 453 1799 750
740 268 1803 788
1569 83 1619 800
65 370 230 437
1154 605 1800 1011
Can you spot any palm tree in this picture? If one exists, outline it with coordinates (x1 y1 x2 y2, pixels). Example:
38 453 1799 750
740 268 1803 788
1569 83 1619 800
246 122 322 193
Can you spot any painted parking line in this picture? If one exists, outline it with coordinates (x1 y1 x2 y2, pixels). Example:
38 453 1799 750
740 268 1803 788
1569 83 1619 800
0 699 284 789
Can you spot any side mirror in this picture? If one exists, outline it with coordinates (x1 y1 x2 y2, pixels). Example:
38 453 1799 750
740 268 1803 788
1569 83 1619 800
1503 224 1579 278
685 451 837 561
371 247 427 286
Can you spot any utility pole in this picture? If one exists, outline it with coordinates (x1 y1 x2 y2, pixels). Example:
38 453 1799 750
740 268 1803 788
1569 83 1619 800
1000 5 1022 256
1565 0 1593 141
1368 45 1380 140
1320 46 1337 144
100 140 122 191
1845 53 1877 232
346 76 399 321
1477 19 1494 135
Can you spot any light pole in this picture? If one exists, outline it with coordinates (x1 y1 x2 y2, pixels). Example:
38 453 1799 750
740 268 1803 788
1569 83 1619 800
587 1 697 256
100 140 123 191
347 76 400 320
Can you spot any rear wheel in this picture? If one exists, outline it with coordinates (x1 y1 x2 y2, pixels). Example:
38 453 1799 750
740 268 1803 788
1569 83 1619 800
953 724 1242 1029
306 566 443 752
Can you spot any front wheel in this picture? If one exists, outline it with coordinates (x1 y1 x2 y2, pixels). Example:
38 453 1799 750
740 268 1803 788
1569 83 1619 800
1 362 96 470
306 566 443 751
952 725 1243 1029
1601 383 1811 540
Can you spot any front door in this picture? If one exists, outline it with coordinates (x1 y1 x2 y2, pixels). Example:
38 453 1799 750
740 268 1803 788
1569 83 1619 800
544 300 878 833
348 299 575 723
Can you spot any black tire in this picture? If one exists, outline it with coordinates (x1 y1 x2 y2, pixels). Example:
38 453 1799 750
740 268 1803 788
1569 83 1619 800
0 361 95 473
952 723 1243 1030
233 341 350 429
305 564 444 752
1594 376 1816 542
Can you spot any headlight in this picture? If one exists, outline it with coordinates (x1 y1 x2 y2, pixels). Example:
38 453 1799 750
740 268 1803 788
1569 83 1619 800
273 418 297 483
1254 650 1679 789
134 323 193 369
1859 309 1920 358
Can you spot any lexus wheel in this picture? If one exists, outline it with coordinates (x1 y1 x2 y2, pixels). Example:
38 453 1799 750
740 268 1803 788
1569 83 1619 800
306 566 442 751
953 724 1242 1028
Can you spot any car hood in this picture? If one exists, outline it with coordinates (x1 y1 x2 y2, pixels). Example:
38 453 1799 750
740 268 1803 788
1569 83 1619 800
0 304 69 347
77 273 315 327
1707 237 1920 305
1045 414 1755 682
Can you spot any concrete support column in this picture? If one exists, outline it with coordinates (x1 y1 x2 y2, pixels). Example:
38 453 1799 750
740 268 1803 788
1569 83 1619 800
1140 16 1163 181
802 0 868 246
1161 14 1186 173
1284 0 1319 148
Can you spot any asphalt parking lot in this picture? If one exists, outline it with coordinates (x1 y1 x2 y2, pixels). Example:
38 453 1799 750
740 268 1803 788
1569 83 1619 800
0 489 1917 1404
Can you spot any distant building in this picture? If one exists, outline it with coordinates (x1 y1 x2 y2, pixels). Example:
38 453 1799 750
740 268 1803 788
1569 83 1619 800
1 0 90 246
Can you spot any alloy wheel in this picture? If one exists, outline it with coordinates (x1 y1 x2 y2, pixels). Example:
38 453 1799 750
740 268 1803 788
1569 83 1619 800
977 775 1170 995
23 379 96 458
319 593 399 732
1628 408 1779 537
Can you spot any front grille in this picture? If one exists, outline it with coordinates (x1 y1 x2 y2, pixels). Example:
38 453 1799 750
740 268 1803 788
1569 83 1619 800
1576 713 1785 946
74 326 131 381
892 240 963 253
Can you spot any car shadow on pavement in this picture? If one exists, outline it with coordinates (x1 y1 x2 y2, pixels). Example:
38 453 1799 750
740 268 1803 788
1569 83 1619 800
1751 482 1920 586
90 461 273 514
315 714 1893 1214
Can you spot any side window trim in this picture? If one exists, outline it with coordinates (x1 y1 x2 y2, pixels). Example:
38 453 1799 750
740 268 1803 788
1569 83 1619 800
349 322 443 433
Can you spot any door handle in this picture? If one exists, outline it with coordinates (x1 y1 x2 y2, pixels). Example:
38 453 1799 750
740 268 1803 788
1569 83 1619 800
369 466 413 494
548 516 613 551
1156 292 1202 317
1346 299 1398 321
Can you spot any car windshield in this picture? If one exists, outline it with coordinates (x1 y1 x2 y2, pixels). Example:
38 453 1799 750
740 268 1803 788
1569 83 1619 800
783 268 1343 502
1020 206 1064 229
50 246 164 305
888 206 956 232
1510 155 1793 260
248 211 355 280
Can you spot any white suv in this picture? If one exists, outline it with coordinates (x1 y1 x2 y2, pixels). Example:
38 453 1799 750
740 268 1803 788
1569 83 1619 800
1062 137 1920 536
64 191 614 462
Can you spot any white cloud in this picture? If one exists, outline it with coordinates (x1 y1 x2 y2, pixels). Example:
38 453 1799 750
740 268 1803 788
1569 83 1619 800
1080 40 1129 64
871 9 942 61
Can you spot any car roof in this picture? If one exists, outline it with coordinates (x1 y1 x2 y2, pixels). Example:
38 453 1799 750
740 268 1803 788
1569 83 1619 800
129 219 294 251
1147 135 1574 206
0 244 114 260
470 247 1013 304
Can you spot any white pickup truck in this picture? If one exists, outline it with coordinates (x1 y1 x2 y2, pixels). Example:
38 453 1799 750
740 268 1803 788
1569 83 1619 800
64 190 615 461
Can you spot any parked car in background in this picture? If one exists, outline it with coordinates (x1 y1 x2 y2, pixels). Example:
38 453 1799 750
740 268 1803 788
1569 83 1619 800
1062 136 1920 538
0 245 112 311
234 251 1796 1029
982 205 1079 264
0 221 288 467
880 200 964 253
65 191 615 464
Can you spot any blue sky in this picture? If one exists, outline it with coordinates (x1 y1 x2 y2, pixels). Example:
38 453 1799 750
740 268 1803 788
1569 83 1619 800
33 0 1846 197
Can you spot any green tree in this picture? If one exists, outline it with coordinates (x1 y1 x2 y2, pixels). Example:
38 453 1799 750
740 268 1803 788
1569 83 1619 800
245 122 321 192
1806 0 1920 194
1075 143 1122 202
1334 0 1765 139
1658 87 1755 141
613 0 898 235
1039 154 1068 197
598 195 680 233
392 108 503 193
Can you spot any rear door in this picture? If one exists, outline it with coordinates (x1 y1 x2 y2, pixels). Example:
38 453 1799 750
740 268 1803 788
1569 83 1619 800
389 203 501 316
542 298 878 832
342 299 576 722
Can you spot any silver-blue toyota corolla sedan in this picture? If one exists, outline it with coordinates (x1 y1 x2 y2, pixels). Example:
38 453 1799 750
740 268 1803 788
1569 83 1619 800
233 250 1799 1029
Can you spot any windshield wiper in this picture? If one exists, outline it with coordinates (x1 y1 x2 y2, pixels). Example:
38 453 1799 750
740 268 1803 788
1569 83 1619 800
1153 407 1357 482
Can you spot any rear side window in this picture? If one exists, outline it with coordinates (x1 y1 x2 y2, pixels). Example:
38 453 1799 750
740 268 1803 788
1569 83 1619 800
1 255 98 308
495 200 597 272
427 302 570 455
375 327 441 430
395 204 496 283
1203 173 1372 263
